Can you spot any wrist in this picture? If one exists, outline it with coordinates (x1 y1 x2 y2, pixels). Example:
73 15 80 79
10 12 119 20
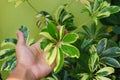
7 65 36 80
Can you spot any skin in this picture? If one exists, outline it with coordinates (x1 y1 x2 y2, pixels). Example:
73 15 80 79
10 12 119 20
7 30 55 80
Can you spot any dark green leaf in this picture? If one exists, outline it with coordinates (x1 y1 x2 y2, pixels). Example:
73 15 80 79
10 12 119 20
1 56 16 71
101 47 120 57
101 57 120 68
82 25 91 36
97 38 107 55
62 13 74 23
0 49 15 60
36 11 53 28
90 22 96 35
9 60 16 72
80 38 93 50
54 4 67 22
1 38 17 47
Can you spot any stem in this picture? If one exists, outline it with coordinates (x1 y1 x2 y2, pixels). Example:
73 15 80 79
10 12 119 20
26 0 39 13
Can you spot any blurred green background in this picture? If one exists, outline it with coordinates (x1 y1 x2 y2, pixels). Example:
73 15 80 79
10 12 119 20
0 0 91 79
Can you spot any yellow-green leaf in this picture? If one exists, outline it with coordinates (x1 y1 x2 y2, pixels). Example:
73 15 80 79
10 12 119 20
59 26 65 40
54 48 64 73
78 73 90 80
40 32 56 42
46 47 58 65
96 67 115 76
44 43 53 52
95 76 111 80
89 45 99 72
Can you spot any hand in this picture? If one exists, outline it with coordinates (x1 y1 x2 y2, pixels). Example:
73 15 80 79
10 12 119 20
7 30 55 80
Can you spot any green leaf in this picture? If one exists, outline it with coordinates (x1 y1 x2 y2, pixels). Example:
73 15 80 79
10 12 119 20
62 13 73 23
40 39 52 51
54 4 66 22
44 43 53 52
1 38 17 47
96 67 114 76
93 0 101 11
97 11 110 19
36 11 53 28
59 26 65 40
1 60 9 71
40 32 56 42
101 47 120 57
8 56 16 71
89 45 99 72
82 25 91 36
0 49 15 61
90 22 96 35
62 33 78 43
80 38 93 50
77 73 90 80
19 26 29 41
47 22 59 40
101 57 120 68
54 48 64 73
1 56 16 71
95 76 111 80
97 38 107 55
60 44 80 58
9 60 16 72
108 6 120 14
46 46 58 65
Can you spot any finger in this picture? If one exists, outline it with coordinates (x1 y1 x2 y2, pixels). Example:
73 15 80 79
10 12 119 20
16 30 26 45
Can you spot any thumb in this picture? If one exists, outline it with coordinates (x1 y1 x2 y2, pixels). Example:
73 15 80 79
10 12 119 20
16 30 26 45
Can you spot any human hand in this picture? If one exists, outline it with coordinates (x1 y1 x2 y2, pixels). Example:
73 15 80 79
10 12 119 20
7 30 55 80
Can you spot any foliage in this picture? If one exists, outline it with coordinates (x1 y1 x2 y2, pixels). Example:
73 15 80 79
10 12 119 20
1 0 120 80
36 4 76 31
39 22 80 73
77 45 115 80
79 22 110 41
0 26 34 72
96 38 120 68
100 0 120 42
80 0 120 24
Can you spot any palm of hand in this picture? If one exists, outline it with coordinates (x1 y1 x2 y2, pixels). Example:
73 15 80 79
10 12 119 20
16 30 55 79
